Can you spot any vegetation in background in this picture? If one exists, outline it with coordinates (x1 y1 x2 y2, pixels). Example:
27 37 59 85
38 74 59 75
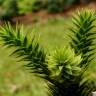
0 0 94 20
0 0 18 20
0 10 96 96
32 0 43 12
18 0 33 15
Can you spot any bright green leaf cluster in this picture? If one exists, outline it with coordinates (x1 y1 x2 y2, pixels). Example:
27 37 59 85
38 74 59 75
47 47 81 80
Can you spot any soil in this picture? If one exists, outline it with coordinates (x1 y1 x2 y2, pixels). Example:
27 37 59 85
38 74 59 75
1 2 96 25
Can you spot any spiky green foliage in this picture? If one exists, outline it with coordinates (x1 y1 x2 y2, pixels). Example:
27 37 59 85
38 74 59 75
69 9 96 96
0 23 84 96
47 47 81 79
79 74 96 96
47 47 82 96
0 9 96 96
70 9 96 67
47 46 96 96
0 23 50 78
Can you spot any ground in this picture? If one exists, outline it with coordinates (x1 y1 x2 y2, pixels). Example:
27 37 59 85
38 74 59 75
8 2 96 25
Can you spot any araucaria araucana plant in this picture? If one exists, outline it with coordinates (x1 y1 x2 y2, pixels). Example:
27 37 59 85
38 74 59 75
70 9 96 67
0 9 96 96
69 9 96 96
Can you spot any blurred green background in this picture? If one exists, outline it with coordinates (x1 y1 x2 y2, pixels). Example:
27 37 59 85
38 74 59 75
0 0 95 19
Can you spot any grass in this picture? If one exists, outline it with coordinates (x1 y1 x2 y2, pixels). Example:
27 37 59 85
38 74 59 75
0 16 96 96
0 47 48 96
27 17 72 51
